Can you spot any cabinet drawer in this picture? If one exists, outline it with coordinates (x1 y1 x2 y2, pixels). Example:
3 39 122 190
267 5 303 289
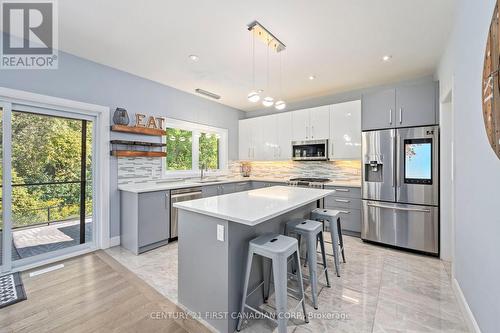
233 182 251 192
325 186 361 199
336 209 361 233
325 196 361 210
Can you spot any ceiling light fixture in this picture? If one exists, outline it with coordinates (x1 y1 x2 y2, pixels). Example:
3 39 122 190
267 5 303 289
195 88 221 100
382 55 392 62
247 21 286 53
262 41 274 107
247 32 261 103
188 54 199 62
308 75 316 80
275 52 286 110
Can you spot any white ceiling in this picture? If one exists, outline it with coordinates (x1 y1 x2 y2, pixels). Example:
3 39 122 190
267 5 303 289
57 0 454 111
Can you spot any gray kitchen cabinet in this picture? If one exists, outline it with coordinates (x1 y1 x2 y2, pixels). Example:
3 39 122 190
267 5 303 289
251 181 284 189
361 88 395 131
362 82 438 131
395 82 437 127
324 186 362 235
121 190 170 254
202 185 219 197
233 181 252 192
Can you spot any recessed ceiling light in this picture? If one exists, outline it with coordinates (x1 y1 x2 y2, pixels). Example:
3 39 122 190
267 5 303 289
308 75 316 80
382 55 392 62
188 54 199 62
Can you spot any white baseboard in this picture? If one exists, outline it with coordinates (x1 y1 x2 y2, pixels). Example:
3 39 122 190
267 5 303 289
452 278 481 333
109 236 121 247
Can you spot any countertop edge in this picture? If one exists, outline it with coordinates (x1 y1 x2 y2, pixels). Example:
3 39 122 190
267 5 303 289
118 178 361 193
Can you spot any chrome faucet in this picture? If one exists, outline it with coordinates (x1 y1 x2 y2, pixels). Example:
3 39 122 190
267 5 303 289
200 163 208 181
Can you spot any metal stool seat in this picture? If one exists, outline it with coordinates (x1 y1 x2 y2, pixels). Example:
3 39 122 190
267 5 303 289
237 234 308 333
285 219 330 309
310 208 346 277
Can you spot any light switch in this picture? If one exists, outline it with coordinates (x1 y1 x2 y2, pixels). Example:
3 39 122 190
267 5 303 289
217 224 225 242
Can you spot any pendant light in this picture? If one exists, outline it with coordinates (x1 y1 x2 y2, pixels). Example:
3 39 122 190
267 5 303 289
262 45 274 107
275 52 286 110
247 33 261 103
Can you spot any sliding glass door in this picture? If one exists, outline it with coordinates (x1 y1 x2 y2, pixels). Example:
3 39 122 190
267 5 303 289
1 103 96 270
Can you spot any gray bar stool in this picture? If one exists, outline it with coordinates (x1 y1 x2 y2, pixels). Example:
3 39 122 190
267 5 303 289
310 208 346 277
285 219 330 309
237 233 308 333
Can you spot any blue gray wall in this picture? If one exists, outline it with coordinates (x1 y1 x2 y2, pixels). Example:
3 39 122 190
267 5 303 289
0 46 244 237
436 1 500 332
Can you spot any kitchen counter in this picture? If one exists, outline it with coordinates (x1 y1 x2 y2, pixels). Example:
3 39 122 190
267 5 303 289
173 185 334 225
118 177 360 193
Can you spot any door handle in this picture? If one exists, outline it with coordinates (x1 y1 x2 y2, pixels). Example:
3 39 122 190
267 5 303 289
399 107 402 124
367 203 431 213
335 199 350 203
389 108 392 125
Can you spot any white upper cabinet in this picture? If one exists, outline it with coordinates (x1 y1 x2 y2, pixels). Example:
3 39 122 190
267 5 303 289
291 106 330 141
276 112 292 160
309 106 330 140
329 100 361 160
291 109 310 140
238 117 260 160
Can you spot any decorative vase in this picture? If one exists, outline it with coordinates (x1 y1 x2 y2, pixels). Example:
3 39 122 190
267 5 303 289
113 108 130 125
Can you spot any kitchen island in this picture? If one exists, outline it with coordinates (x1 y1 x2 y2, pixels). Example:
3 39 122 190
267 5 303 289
174 185 335 333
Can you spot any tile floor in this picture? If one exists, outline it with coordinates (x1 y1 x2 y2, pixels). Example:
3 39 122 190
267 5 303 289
106 236 470 333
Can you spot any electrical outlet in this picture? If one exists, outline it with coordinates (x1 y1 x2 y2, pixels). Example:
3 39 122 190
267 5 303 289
217 224 225 242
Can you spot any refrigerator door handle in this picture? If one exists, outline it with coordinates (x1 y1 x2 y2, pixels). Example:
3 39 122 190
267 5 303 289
367 203 431 213
396 133 401 190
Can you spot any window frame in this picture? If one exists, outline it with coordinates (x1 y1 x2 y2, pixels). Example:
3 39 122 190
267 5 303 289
161 118 228 178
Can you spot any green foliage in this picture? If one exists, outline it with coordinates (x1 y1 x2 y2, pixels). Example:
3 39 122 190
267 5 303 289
199 133 219 169
0 112 93 229
165 128 193 170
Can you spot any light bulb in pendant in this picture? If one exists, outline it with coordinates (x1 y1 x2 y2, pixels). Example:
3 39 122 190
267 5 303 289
247 91 260 103
275 100 286 110
262 96 274 107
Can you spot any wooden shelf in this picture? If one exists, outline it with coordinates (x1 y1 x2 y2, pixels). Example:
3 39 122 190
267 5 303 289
111 150 166 158
110 140 166 147
111 125 165 136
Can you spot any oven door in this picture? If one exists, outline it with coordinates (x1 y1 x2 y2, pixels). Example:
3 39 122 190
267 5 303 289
396 126 439 206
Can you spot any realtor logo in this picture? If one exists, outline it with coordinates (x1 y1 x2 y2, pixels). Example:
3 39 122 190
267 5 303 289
1 0 58 69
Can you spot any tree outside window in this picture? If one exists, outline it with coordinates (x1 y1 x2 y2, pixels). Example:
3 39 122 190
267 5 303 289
165 128 193 171
199 133 219 170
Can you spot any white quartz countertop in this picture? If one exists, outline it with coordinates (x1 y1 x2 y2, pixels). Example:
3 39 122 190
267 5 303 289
173 186 335 226
118 177 360 193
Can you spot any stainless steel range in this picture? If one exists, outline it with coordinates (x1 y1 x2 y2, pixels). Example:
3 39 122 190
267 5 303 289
287 177 331 208
361 125 439 255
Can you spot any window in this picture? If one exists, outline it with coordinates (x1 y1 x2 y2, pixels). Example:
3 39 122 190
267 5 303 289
162 119 228 177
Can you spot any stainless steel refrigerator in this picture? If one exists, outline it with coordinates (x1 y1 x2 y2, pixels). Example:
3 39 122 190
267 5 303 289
361 125 439 255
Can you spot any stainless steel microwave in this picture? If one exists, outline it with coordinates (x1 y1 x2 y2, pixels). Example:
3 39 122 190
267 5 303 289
291 139 329 161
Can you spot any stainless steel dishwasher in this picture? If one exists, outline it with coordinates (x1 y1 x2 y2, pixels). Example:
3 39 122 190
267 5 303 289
170 187 202 241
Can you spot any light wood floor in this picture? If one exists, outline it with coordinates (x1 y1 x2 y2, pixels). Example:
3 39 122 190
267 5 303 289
0 251 212 333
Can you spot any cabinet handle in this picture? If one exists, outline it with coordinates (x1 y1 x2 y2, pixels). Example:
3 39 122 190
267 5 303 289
306 125 309 139
330 142 334 158
278 146 281 157
248 148 250 158
389 108 392 124
338 210 351 214
165 193 169 208
335 188 350 192
335 199 350 203
399 107 402 124
367 203 431 213
311 125 314 138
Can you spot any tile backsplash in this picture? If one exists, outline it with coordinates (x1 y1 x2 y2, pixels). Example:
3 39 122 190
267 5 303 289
227 160 361 181
117 158 361 185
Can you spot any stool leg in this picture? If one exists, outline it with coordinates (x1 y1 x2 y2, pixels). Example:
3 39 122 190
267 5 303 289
237 251 254 332
273 256 289 333
337 217 346 263
263 257 272 302
305 233 319 309
318 232 330 288
329 218 341 277
294 250 309 324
